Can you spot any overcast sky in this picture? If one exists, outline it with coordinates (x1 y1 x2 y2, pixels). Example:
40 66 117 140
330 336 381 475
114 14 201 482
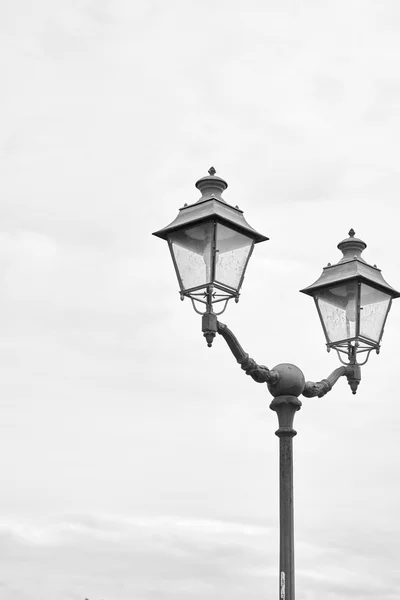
2 1 400 599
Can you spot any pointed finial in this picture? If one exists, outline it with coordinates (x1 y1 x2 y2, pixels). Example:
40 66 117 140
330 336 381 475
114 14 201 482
195 167 227 201
337 229 366 261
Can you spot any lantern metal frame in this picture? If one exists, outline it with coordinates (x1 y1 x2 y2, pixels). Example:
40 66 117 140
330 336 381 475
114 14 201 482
167 219 256 316
153 167 268 322
300 229 400 367
313 280 393 365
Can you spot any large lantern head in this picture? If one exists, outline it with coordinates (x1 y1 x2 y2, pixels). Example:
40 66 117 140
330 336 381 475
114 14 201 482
300 229 400 364
153 168 268 319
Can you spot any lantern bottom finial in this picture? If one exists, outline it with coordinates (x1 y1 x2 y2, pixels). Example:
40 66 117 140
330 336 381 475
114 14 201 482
345 363 361 394
202 312 217 347
203 332 216 347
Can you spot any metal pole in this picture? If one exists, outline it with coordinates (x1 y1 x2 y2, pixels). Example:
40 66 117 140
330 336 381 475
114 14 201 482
270 395 301 600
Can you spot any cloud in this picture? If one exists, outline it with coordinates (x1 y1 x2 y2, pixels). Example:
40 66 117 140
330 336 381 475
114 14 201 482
0 515 275 599
0 514 398 599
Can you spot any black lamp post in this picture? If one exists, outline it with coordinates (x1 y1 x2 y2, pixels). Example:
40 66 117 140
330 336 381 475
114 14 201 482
153 169 399 600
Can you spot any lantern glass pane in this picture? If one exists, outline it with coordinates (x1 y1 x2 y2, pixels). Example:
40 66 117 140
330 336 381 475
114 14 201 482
215 224 253 291
359 284 391 342
316 281 358 343
168 222 214 291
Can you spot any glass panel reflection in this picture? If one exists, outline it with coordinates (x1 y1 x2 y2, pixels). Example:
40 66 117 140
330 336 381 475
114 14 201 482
215 224 253 291
169 223 214 291
360 284 391 342
316 282 358 342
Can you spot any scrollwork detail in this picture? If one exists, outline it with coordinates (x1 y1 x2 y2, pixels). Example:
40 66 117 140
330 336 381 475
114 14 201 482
217 321 279 385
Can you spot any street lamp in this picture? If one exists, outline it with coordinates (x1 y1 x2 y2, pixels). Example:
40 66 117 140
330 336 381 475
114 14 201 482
300 229 400 392
153 169 399 600
153 167 268 346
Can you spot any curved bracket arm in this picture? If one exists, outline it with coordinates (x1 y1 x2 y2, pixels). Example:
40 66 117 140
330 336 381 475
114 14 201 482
303 363 362 397
303 366 347 398
217 321 279 385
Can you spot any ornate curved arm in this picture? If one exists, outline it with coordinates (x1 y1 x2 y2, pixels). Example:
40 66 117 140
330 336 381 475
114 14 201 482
302 366 347 398
215 320 362 395
303 363 362 397
217 321 279 385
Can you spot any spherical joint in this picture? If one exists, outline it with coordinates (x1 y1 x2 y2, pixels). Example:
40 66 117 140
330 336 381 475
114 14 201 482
267 363 305 397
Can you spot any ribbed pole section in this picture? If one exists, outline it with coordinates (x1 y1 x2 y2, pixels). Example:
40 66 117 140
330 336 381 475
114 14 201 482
270 395 301 600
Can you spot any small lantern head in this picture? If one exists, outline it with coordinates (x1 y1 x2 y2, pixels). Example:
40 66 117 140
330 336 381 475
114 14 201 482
300 230 400 363
153 168 268 317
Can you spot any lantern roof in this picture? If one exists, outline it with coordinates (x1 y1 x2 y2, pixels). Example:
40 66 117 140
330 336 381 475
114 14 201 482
300 229 400 298
153 167 268 243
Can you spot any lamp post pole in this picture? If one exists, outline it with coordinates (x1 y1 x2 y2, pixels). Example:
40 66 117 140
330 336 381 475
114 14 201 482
270 395 301 600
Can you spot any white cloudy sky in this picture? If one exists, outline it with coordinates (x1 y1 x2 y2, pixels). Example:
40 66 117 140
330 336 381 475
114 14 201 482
2 1 400 598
